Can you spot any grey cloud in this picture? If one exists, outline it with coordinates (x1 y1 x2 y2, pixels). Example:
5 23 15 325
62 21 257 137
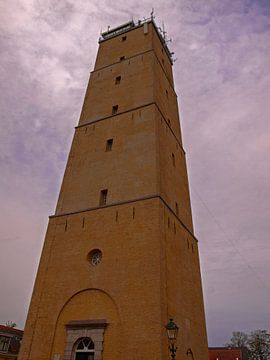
0 0 270 346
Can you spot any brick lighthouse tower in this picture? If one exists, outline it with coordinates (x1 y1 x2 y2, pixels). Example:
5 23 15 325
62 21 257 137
19 17 208 360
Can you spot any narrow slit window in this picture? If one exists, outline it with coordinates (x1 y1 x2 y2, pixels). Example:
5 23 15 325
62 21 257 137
122 36 127 41
120 56 125 61
172 153 176 167
175 202 179 216
100 189 108 206
115 76 121 84
166 90 168 98
106 138 113 152
112 105 118 115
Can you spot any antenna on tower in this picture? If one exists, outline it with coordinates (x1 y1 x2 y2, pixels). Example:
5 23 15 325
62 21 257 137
162 22 167 41
150 8 155 20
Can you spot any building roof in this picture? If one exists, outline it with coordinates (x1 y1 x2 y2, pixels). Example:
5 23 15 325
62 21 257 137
209 347 247 360
0 325 23 337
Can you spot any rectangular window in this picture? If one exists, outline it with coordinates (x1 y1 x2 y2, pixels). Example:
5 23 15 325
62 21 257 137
0 335 11 352
122 36 127 41
115 76 121 85
112 105 118 115
120 56 125 61
166 90 168 98
100 189 108 206
106 139 113 152
175 202 179 216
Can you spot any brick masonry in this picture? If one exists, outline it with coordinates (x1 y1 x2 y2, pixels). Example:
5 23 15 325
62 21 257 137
18 21 208 360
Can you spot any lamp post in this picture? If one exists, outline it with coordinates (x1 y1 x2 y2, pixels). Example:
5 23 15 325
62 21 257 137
165 318 179 360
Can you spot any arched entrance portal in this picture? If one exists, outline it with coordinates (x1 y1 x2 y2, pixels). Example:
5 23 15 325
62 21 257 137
74 338 95 360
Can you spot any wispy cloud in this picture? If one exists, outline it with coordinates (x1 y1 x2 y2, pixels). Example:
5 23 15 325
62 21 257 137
0 0 270 346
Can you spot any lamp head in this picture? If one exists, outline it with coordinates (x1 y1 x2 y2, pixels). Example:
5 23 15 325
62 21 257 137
165 318 179 342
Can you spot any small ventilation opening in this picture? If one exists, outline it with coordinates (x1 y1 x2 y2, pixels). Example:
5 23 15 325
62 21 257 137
100 189 108 206
175 202 179 216
120 56 125 61
122 36 127 41
115 76 121 84
106 138 113 152
172 153 176 167
112 105 118 115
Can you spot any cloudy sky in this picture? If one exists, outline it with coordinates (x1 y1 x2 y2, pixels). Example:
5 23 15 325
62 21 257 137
0 0 270 346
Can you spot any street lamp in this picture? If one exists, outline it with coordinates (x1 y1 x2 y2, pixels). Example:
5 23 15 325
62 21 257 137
165 318 179 359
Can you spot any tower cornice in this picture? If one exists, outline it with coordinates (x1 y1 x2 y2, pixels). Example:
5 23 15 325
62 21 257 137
49 194 197 242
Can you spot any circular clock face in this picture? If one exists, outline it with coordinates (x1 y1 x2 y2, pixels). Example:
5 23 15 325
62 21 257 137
90 250 102 266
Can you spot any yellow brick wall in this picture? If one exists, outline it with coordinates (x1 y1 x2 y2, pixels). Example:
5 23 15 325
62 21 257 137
19 21 208 360
79 51 155 125
56 104 159 215
94 24 152 70
19 200 165 360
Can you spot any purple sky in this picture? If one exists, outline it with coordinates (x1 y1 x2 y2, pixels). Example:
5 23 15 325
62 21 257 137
1 0 270 346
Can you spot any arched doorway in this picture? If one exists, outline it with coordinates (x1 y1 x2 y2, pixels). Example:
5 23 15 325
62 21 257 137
74 338 95 360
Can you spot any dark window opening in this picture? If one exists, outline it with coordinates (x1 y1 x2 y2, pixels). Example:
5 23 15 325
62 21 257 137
120 56 125 61
172 153 176 167
115 76 121 84
100 189 108 206
112 105 118 115
168 118 171 126
0 336 10 352
166 90 168 98
175 202 179 216
75 337 95 360
106 138 113 152
122 36 127 41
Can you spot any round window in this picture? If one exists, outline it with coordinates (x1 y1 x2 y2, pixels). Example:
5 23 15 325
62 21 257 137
88 249 102 266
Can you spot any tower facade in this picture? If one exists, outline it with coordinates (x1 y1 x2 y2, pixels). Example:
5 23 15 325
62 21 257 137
19 20 208 360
